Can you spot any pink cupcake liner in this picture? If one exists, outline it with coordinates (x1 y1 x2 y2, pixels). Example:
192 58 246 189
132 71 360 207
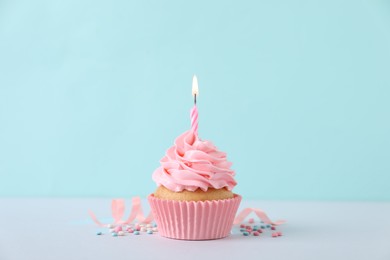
148 194 242 240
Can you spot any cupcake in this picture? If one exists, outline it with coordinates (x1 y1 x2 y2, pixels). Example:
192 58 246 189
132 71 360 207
148 129 241 240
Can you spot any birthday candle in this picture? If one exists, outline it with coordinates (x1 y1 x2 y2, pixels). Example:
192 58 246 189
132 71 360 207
191 75 199 135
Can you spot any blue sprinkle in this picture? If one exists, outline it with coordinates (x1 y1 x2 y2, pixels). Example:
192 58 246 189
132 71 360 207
134 231 140 235
266 224 271 228
153 223 158 227
96 232 102 235
253 227 258 231
240 228 246 232
112 232 118 237
243 231 249 236
260 225 265 229
147 230 153 235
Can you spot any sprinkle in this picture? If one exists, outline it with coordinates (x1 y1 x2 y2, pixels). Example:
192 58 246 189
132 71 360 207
260 225 265 229
243 232 250 236
240 224 246 228
153 223 157 227
134 231 140 235
112 232 118 237
253 231 260 236
140 227 147 232
118 231 125 236
147 230 153 235
240 228 246 232
248 218 254 224
257 229 263 233
114 226 122 233
246 227 252 232
271 226 276 230
253 225 259 231
277 232 282 236
96 232 102 235
245 225 251 229
272 232 278 238
127 228 134 233
266 224 271 228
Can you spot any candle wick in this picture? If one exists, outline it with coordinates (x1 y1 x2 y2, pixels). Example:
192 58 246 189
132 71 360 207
194 94 197 105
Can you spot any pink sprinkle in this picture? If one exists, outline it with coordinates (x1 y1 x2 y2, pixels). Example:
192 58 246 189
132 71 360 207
246 227 252 232
253 231 260 236
245 225 251 229
240 224 246 228
114 226 122 233
277 232 282 236
271 226 276 230
272 232 278 238
127 228 134 233
248 218 254 224
258 229 263 233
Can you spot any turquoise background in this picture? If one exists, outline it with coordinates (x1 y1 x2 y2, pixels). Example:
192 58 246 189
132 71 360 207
0 0 389 200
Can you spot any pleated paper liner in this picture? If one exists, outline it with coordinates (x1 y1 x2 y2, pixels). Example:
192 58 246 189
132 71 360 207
148 194 242 240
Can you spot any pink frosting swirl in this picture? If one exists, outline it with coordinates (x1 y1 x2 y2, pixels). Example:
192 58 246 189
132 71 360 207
152 130 237 192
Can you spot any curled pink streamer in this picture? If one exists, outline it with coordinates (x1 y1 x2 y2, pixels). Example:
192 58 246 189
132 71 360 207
89 197 285 227
111 199 124 223
89 197 153 227
233 207 286 226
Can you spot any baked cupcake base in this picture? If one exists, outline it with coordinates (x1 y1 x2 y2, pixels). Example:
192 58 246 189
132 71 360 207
148 194 241 240
154 185 234 201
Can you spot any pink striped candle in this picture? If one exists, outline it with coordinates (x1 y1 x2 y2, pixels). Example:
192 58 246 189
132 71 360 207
191 75 199 135
191 105 198 135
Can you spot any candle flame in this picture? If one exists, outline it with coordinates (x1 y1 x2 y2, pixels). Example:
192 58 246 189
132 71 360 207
192 75 199 96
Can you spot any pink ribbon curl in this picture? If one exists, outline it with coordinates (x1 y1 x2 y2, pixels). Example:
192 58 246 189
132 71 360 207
89 197 153 227
233 207 286 226
89 197 286 227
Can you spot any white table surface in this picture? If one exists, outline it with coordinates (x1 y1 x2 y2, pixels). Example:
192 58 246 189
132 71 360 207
1 198 389 260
